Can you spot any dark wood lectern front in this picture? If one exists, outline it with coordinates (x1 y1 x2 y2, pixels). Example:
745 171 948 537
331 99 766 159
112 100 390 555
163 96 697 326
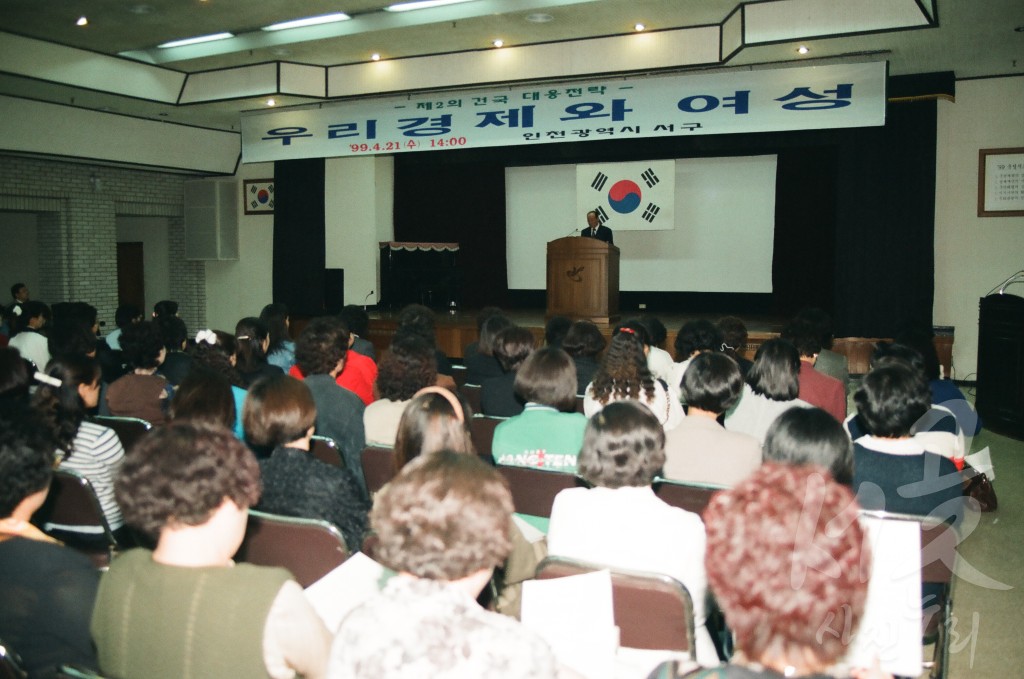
546 237 619 324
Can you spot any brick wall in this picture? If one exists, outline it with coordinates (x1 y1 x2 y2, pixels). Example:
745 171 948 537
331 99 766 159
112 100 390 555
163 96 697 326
0 155 207 331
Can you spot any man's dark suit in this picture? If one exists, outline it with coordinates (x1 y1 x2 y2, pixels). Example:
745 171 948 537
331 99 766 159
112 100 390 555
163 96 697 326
581 224 614 244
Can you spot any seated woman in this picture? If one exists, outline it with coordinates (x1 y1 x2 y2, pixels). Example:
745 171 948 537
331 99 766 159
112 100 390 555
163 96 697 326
189 328 247 439
234 317 283 388
663 352 761 486
649 464 873 679
32 355 127 536
363 334 437 447
106 321 173 425
169 369 236 431
463 312 512 384
724 338 810 443
244 374 369 551
851 362 963 520
261 303 296 373
671 320 724 402
548 400 716 665
91 421 331 679
328 451 558 678
393 386 475 471
155 314 191 386
562 320 606 396
0 401 100 677
395 304 454 389
8 300 51 371
716 316 754 376
583 322 683 430
491 347 587 472
480 325 536 417
763 406 853 485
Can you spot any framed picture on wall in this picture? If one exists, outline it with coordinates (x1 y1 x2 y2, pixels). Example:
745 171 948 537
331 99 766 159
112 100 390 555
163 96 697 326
978 148 1024 217
243 178 275 215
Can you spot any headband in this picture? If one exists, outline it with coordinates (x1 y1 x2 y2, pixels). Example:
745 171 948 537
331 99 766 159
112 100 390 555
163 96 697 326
412 386 465 423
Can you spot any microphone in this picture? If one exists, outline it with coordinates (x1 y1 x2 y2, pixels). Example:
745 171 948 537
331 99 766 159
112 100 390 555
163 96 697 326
567 227 580 237
363 290 374 310
987 270 1024 296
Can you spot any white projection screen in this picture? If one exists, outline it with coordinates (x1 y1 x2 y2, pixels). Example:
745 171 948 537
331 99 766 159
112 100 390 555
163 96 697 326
506 155 777 293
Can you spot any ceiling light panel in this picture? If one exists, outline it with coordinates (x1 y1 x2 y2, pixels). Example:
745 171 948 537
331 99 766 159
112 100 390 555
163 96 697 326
262 13 351 32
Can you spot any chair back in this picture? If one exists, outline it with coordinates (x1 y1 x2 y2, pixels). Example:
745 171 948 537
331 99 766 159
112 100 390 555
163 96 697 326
497 465 585 518
0 638 27 679
469 414 506 457
235 510 349 588
309 435 344 469
535 556 695 652
451 364 468 390
459 383 482 416
56 665 111 679
574 394 585 414
653 478 728 517
90 416 152 452
35 470 119 566
361 446 397 495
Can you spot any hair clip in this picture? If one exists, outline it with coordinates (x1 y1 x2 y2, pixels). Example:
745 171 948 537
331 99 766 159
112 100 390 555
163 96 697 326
34 371 62 388
618 327 636 335
236 335 251 341
195 329 217 346
721 342 736 351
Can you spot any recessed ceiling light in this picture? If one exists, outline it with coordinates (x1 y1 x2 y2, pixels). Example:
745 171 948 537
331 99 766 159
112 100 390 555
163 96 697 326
158 32 234 49
371 53 381 61
492 39 504 48
266 99 276 107
634 23 645 32
525 13 553 23
385 0 478 12
262 12 351 31
797 45 809 55
76 16 88 26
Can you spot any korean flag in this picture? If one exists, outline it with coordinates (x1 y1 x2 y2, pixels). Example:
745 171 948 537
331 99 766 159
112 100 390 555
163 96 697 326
576 160 675 231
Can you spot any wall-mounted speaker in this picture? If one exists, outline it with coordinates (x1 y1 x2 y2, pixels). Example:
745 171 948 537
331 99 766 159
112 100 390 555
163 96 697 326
184 179 239 260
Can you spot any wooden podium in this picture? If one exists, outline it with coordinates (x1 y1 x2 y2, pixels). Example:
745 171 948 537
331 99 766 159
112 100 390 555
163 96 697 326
546 237 619 324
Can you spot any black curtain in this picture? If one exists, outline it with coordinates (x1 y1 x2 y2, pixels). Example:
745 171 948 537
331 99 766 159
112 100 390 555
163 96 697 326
273 158 326 316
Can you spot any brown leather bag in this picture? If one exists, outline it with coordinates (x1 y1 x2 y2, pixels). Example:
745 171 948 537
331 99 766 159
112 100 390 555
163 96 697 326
962 461 997 512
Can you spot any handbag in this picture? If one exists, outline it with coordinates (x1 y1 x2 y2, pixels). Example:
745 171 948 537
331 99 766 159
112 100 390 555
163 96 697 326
961 461 997 512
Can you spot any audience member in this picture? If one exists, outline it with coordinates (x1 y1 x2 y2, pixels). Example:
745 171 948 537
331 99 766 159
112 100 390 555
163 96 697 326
261 303 296 372
584 322 683 430
781 318 847 421
492 347 586 472
91 422 331 679
6 282 30 323
639 316 675 385
795 307 849 391
548 400 716 664
169 370 236 430
896 326 982 437
851 362 964 519
544 314 572 348
649 463 871 679
31 355 127 535
339 305 376 361
671 319 723 399
464 313 513 384
763 406 853 484
244 375 369 551
562 320 606 396
364 334 437 446
106 321 173 424
189 328 247 438
461 305 503 365
293 317 368 498
395 304 455 388
8 300 51 370
480 325 536 417
155 314 191 385
663 352 761 486
104 303 142 351
716 315 753 376
725 338 810 443
0 401 100 677
0 347 32 404
393 387 474 471
234 316 283 388
151 299 178 319
328 451 558 678
291 318 377 406
46 316 98 362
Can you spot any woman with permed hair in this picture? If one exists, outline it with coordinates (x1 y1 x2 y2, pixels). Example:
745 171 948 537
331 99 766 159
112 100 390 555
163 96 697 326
364 334 438 447
91 421 331 679
547 400 716 665
583 321 683 430
328 451 558 678
244 374 369 551
31 355 127 536
106 320 173 425
188 328 247 438
724 338 810 444
649 463 872 679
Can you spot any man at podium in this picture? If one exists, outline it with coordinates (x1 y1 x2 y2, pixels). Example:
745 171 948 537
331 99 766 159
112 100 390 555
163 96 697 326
581 210 613 245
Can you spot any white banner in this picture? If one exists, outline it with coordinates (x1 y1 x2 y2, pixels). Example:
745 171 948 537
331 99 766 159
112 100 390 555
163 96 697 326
576 160 675 231
241 62 886 163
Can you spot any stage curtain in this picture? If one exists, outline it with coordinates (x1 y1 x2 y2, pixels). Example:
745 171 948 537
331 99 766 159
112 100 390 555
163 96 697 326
273 158 326 316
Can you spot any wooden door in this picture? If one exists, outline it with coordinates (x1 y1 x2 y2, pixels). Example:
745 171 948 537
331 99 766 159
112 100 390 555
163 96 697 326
117 242 145 310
